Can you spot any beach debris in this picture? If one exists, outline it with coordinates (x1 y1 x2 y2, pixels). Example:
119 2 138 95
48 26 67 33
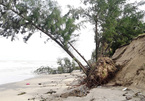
122 87 128 91
123 92 128 96
38 83 42 85
60 85 88 98
140 96 145 101
45 89 56 94
133 92 145 101
133 92 144 97
122 91 145 101
90 98 95 101
126 95 132 100
28 97 35 100
26 83 30 85
40 96 47 101
18 92 26 95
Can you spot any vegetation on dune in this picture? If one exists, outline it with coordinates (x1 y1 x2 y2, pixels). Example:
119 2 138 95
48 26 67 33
0 0 145 87
75 0 145 59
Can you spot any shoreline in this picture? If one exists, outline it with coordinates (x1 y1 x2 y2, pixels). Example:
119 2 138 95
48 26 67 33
0 75 39 89
0 74 37 86
0 71 82 101
0 71 145 101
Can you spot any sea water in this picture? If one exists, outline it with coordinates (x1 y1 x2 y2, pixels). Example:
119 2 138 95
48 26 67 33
0 60 54 85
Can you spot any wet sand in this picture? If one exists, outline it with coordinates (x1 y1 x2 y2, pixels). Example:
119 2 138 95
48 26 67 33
0 70 144 101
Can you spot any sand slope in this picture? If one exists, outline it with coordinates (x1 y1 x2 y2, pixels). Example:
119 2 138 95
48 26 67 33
112 34 145 90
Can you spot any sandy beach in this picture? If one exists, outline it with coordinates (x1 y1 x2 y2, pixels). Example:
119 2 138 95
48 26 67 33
0 70 144 101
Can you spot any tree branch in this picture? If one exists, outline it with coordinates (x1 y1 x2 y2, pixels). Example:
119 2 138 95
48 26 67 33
68 42 92 69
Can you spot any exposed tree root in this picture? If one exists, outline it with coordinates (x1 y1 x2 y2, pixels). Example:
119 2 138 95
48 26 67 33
83 57 117 88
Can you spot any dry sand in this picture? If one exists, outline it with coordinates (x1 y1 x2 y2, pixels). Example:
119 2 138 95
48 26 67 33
0 70 144 101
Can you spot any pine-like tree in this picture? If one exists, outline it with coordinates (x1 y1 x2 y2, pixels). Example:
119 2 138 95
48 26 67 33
0 0 88 75
81 0 145 60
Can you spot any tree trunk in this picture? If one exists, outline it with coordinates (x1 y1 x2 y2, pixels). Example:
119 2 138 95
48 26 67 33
63 47 87 75
68 42 92 69
95 22 99 61
86 21 100 78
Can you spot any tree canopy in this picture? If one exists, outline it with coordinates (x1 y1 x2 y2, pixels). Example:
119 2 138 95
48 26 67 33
80 0 145 59
0 0 88 75
0 0 77 45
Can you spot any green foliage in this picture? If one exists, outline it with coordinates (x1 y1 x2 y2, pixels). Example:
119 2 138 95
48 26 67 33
34 66 55 74
80 0 145 58
34 58 79 75
57 57 77 73
110 3 145 53
79 0 127 59
0 0 78 46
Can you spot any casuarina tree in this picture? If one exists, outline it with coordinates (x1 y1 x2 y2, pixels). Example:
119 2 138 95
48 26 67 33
80 0 145 60
0 0 90 75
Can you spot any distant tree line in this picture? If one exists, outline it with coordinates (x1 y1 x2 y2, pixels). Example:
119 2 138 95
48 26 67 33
34 57 80 74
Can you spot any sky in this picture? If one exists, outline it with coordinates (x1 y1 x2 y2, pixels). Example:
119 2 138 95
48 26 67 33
0 0 95 67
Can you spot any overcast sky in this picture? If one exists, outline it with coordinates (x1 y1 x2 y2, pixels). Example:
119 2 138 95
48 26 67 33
0 0 95 67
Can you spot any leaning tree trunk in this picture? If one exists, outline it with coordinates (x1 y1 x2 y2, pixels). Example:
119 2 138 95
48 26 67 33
0 3 88 76
34 24 88 75
68 42 92 70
